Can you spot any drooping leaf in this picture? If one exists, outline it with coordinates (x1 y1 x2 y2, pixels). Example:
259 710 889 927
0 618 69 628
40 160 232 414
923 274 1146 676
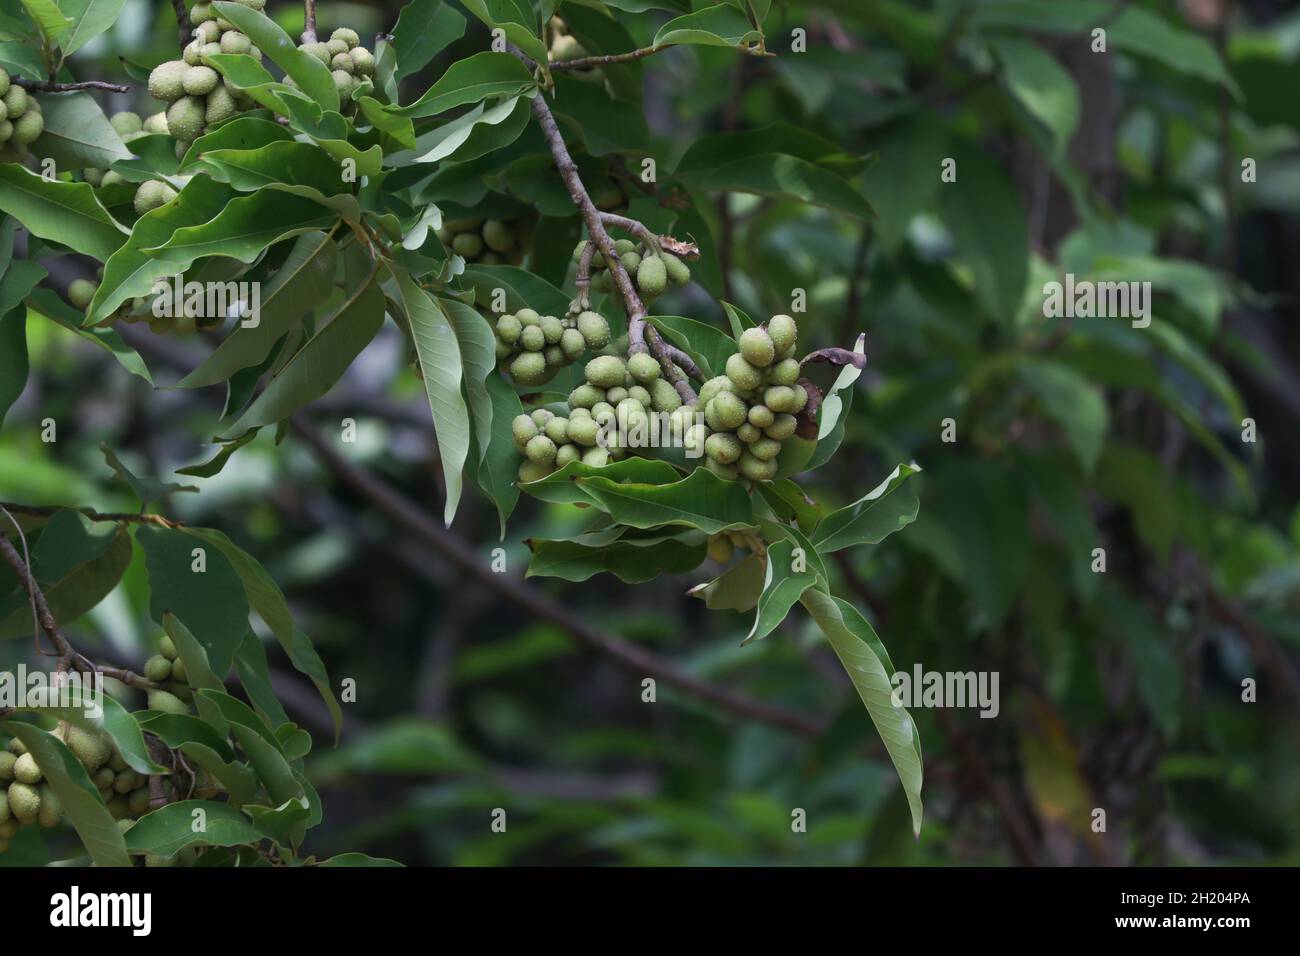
392 0 466 81
124 801 263 858
812 463 922 553
574 468 755 534
212 1 339 111
392 51 535 118
99 443 198 506
31 91 132 171
0 165 127 261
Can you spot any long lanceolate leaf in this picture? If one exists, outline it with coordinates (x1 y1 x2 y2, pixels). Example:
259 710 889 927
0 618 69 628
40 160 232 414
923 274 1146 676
0 165 127 262
393 268 470 526
801 590 924 835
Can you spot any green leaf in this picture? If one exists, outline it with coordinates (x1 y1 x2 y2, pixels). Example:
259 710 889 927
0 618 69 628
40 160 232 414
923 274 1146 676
459 264 570 317
744 538 819 644
137 525 251 678
406 95 533 165
177 115 293 171
474 373 523 538
0 304 27 426
1017 357 1108 474
526 527 707 582
687 553 765 611
28 288 153 382
988 36 1080 158
356 96 415 149
212 1 339 111
31 91 132 171
228 268 383 433
439 297 497 472
318 852 404 866
137 712 235 762
458 0 549 72
653 4 763 49
57 0 123 55
650 315 736 379
0 526 131 638
178 230 339 388
199 141 349 196
196 690 303 805
85 176 238 324
575 468 755 534
812 463 922 553
394 269 470 526
520 457 683 506
17 0 71 44
0 165 127 261
393 0 466 81
814 332 865 442
144 189 337 263
801 590 924 835
163 612 225 693
681 153 874 220
202 53 292 115
393 51 535 117
124 801 263 857
99 442 197 506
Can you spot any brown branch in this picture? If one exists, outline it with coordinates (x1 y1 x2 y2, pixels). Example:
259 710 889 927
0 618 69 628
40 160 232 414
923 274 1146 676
0 533 75 670
0 502 183 528
291 418 824 737
169 0 189 51
301 0 317 43
14 78 130 93
550 43 769 73
93 664 161 691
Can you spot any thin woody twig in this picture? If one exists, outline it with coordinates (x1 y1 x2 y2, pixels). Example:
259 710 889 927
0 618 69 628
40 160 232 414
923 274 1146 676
0 533 75 671
0 502 183 528
14 78 131 93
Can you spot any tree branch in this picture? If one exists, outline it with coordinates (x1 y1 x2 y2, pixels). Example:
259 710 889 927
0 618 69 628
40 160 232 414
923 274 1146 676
0 502 183 528
14 78 130 93
301 0 317 43
169 0 190 51
549 43 769 73
0 532 75 670
291 418 823 737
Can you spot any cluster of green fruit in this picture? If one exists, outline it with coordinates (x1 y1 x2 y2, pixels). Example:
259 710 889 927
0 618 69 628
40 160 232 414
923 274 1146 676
440 217 528 265
294 28 375 112
573 238 691 303
495 307 611 386
83 112 170 191
512 350 700 482
697 316 806 482
0 68 45 164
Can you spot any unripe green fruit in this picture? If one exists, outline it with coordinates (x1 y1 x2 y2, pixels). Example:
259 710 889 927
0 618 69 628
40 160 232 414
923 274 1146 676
66 726 111 772
0 752 15 781
183 40 204 65
113 770 139 794
451 232 483 258
705 457 739 480
705 432 742 465
205 84 238 125
171 655 189 683
707 535 734 563
216 27 250 54
195 20 221 43
590 271 612 293
128 786 151 816
531 408 554 426
107 795 129 819
560 327 586 361
1 85 27 119
108 751 128 772
539 315 563 345
544 343 567 367
627 352 660 384
576 311 610 348
519 325 545 352
148 60 187 105
0 68 8 97
509 351 549 385
351 48 376 77
332 27 361 49
68 279 97 310
612 238 635 255
183 65 219 96
736 423 760 444
144 655 172 682
0 790 7 824
332 70 355 99
636 256 667 296
301 41 331 64
5 738 24 755
738 453 777 482
134 180 176 217
585 355 626 389
567 417 600 447
201 41 223 59
525 435 557 466
663 253 691 286
697 376 734 406
0 119 12 142
555 443 581 468
705 392 747 431
37 785 62 828
624 385 649 407
514 307 539 326
331 52 355 73
568 384 604 409
92 767 115 791
110 111 142 135
765 413 798 440
165 95 204 142
147 690 189 715
749 437 782 461
763 385 797 414
767 314 798 357
191 1 214 23
511 415 539 453
739 327 775 368
788 384 808 413
11 111 41 145
581 447 610 467
770 357 800 386
620 251 641 273
544 417 569 444
747 404 775 429
650 379 682 413
13 753 41 785
496 314 522 345
517 460 553 483
8 782 39 823
479 219 513 253
327 38 350 57
725 353 763 392
159 635 178 660
144 111 169 134
605 386 628 405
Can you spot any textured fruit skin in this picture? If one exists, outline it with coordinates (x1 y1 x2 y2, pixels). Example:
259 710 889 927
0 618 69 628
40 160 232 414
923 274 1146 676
747 404 774 429
37 785 62 828
66 726 111 772
770 357 801 386
560 327 586 361
577 311 610 348
627 352 660 384
451 232 483 258
148 60 188 101
183 65 219 96
749 438 782 461
0 789 8 824
159 635 178 660
517 459 552 483
704 457 739 480
332 27 360 48
134 180 176 216
738 453 778 481
144 655 172 682
166 95 205 141
8 782 39 824
205 85 237 125
525 435 558 466
148 690 189 715
706 392 747 431
767 314 798 356
13 753 41 785
705 432 742 465
110 111 142 135
519 325 545 352
585 355 626 389
567 417 600 447
0 752 15 781
636 256 667 296
11 112 42 145
650 378 682 413
739 327 775 368
581 447 610 467
509 351 549 385
725 353 763 391
765 413 798 440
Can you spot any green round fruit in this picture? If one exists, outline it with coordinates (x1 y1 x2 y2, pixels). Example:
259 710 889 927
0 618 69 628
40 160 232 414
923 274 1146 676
159 635 178 660
530 408 554 427
705 392 747 431
11 111 41 145
620 251 642 273
560 327 586 361
663 253 691 286
8 782 39 824
763 385 797 413
170 656 188 685
543 417 569 445
788 384 808 413
568 384 604 409
496 314 522 345
0 68 10 98
128 786 151 816
66 726 111 772
568 417 600 447
331 52 355 73
770 357 800 386
739 327 775 368
332 69 354 98
68 279 97 310
91 767 115 791
517 460 552 483
627 352 660 384
451 232 483 258
736 422 761 444
576 311 610 348
301 41 332 64
148 60 188 102
697 376 734 406
511 414 539 451
627 385 652 407
705 432 742 465
705 457 739 480
183 40 204 65
636 256 667 297
725 353 763 391
539 315 563 345
182 65 219 96
584 354 626 389
326 38 350 57
765 413 798 440
110 111 142 135
143 111 169 134
525 435 557 466
106 795 129 819
144 655 172 682
331 27 361 49
738 453 777 482
191 1 214 23
6 738 25 755
749 437 782 461
147 690 189 715
482 219 514 253
165 95 205 141
13 753 41 785
0 752 15 781
768 314 798 357
195 20 221 43
351 48 376 77
0 790 8 825
747 404 775 429
220 30 251 54
649 379 681 413
134 179 176 216
581 447 610 467
36 785 62 828
555 443 581 468
519 325 545 352
509 351 549 385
